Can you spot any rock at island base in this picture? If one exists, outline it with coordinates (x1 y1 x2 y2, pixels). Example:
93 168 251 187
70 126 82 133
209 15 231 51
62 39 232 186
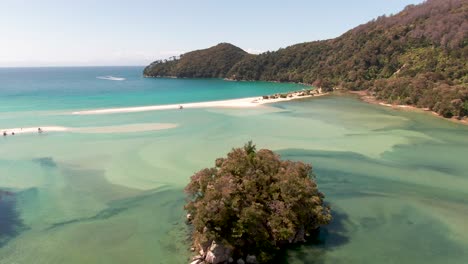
192 226 306 263
246 255 257 264
289 225 306 243
204 240 232 264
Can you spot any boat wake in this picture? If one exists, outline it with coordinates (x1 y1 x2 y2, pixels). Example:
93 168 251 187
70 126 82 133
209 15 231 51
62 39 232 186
96 76 126 81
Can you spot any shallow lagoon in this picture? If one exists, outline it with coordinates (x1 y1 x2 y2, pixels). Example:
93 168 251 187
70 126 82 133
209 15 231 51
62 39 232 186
1 69 467 264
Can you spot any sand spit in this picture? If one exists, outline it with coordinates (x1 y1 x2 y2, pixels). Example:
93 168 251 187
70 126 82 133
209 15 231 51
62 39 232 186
71 97 263 115
1 126 69 135
73 123 178 133
72 90 328 116
1 123 178 136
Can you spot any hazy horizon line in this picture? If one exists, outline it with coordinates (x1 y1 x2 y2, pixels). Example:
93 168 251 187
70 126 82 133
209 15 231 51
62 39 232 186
0 65 147 69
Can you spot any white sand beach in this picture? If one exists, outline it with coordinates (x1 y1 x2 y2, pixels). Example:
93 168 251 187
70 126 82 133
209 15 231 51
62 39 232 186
1 126 69 135
1 123 178 136
72 92 325 115
73 123 178 133
71 97 261 115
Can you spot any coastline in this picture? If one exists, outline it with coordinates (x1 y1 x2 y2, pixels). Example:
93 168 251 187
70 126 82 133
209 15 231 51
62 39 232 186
144 76 466 125
1 89 329 135
72 89 329 115
348 90 468 125
4 88 464 134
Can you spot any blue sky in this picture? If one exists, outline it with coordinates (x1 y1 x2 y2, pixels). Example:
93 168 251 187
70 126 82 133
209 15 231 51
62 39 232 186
0 0 425 67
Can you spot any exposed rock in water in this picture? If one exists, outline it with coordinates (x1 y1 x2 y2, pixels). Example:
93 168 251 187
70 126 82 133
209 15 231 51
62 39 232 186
188 225 311 263
197 239 212 258
204 240 232 264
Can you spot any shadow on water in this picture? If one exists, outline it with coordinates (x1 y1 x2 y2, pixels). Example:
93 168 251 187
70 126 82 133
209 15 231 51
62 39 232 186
0 190 28 248
33 157 57 168
275 208 351 264
45 190 160 231
46 187 181 231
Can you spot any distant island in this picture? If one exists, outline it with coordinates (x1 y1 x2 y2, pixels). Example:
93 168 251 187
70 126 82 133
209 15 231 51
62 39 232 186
144 0 467 121
144 43 249 79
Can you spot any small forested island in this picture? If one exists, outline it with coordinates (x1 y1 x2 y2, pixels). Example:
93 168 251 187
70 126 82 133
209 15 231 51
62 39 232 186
144 0 467 120
144 43 249 78
184 142 331 264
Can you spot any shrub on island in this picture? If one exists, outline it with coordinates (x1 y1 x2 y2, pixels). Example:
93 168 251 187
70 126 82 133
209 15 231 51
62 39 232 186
184 142 332 264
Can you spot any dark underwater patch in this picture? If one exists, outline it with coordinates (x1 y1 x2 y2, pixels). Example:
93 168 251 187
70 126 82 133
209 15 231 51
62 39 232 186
0 191 28 247
46 188 179 231
277 148 380 164
47 207 129 230
33 157 57 168
275 208 352 264
274 148 468 263
277 148 468 203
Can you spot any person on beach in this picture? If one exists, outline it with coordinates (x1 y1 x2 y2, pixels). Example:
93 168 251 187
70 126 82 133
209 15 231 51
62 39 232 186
2 131 6 136
38 127 43 133
11 132 15 135
179 105 183 109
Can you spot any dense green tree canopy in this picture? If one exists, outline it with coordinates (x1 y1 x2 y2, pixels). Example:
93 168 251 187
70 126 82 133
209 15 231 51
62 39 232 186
185 142 331 263
143 43 249 78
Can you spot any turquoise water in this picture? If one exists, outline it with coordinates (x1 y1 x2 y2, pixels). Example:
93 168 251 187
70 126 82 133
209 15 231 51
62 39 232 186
1 67 467 264
0 67 302 112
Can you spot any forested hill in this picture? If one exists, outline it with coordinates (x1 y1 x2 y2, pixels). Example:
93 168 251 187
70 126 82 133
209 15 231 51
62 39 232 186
143 43 249 78
144 0 467 118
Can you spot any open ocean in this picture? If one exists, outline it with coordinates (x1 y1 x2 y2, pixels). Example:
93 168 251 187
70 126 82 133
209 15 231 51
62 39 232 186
1 67 467 264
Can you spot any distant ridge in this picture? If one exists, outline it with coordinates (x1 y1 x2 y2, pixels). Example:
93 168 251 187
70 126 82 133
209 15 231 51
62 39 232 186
145 0 467 118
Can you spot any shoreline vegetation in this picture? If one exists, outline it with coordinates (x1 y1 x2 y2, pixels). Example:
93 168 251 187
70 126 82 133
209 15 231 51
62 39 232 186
348 90 468 125
144 74 467 124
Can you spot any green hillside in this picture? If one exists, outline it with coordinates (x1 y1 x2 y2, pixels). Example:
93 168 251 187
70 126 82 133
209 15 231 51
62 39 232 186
145 0 467 118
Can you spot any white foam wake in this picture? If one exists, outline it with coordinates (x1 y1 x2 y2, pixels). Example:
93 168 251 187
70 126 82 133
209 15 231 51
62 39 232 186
96 76 126 81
